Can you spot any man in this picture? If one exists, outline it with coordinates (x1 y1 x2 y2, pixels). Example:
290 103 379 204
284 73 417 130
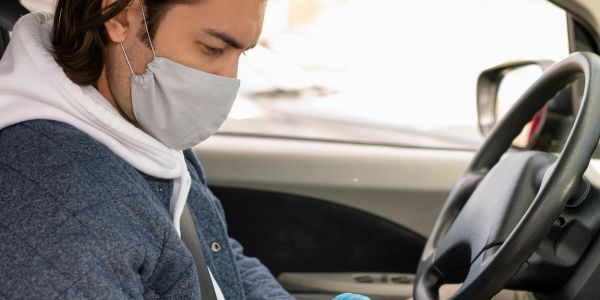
0 0 319 298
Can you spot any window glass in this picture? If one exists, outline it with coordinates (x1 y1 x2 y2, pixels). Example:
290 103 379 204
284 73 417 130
225 0 569 149
19 0 570 150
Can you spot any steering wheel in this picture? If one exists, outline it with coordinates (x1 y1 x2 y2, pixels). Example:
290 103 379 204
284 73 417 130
413 52 600 299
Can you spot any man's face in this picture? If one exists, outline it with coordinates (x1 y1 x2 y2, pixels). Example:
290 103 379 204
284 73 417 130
101 0 266 125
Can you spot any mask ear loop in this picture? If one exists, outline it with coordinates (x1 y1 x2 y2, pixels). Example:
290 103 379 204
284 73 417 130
140 0 157 58
119 0 156 76
120 43 135 75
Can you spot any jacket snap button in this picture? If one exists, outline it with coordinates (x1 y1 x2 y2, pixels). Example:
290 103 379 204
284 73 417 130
157 186 164 193
211 242 221 253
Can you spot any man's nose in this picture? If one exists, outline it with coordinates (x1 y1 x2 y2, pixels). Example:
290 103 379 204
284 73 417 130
218 55 240 79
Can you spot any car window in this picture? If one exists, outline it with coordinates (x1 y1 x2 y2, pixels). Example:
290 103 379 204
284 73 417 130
225 0 569 150
20 0 569 150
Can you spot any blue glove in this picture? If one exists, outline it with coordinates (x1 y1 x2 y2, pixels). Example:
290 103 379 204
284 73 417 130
332 293 371 300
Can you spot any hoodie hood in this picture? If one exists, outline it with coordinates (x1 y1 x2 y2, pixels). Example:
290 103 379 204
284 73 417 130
0 12 191 235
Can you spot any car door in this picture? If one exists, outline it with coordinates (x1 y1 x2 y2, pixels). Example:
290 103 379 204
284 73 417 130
195 134 472 298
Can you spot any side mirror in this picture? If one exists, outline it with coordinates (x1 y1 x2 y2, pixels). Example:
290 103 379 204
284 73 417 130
476 60 555 149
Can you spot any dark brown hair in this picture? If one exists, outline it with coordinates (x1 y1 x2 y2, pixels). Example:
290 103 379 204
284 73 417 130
52 0 196 86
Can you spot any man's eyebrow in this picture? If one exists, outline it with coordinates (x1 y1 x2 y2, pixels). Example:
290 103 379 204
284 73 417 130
203 28 257 51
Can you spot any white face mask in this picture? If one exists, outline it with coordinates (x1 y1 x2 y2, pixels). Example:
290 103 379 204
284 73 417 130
120 4 240 150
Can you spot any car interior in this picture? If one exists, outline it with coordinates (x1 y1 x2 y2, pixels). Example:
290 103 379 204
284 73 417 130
4 0 600 299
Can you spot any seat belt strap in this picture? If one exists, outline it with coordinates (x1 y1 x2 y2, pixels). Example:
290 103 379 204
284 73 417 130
181 204 218 300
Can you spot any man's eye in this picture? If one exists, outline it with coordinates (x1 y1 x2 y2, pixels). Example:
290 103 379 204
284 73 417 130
203 44 224 57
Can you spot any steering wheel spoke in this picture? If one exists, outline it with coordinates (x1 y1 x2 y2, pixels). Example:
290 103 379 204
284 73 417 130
415 249 444 300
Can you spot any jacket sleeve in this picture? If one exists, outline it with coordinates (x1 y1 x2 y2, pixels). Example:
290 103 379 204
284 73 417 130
228 237 294 300
0 164 134 300
0 124 202 300
210 188 293 299
183 149 294 299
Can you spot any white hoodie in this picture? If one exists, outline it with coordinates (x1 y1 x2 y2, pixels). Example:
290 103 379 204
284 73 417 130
0 12 191 235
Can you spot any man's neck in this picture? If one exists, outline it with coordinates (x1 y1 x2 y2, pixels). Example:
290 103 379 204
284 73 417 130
96 67 141 128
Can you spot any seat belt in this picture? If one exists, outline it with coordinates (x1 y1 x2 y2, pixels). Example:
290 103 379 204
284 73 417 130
181 204 218 300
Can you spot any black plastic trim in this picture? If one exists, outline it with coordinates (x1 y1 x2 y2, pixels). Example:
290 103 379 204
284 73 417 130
211 186 426 276
0 0 28 32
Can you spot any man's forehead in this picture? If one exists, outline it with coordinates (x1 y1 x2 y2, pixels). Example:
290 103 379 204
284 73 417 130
171 0 265 48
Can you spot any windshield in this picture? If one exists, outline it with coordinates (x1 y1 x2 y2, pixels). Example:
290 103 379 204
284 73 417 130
225 0 570 149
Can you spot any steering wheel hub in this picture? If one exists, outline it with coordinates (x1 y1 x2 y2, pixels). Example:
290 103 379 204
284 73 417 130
434 152 556 278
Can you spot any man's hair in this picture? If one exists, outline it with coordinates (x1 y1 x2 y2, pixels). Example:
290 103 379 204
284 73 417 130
53 0 195 86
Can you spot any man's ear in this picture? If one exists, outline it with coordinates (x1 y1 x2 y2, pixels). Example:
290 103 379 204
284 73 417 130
103 0 135 44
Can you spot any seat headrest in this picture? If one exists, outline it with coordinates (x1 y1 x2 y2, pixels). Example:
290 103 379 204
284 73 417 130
0 1 29 58
0 1 29 31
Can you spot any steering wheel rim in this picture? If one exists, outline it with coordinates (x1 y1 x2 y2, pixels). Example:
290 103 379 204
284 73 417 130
414 52 600 300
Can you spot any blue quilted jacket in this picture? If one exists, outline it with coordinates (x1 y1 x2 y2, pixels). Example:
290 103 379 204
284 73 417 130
0 119 293 299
